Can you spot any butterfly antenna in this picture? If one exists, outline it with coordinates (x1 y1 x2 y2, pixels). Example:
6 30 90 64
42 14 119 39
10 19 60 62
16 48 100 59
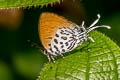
81 21 87 32
27 40 44 53
28 40 40 48
89 14 101 29
87 14 111 33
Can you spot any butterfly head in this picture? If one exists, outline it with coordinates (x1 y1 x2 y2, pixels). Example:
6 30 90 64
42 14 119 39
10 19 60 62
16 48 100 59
75 14 111 43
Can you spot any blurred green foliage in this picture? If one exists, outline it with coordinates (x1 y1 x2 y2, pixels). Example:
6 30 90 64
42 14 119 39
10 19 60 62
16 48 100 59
0 0 120 80
0 61 13 80
12 50 47 80
101 11 120 45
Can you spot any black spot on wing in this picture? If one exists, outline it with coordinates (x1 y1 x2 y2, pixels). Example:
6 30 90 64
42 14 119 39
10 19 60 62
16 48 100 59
54 38 58 44
48 44 51 46
69 40 77 50
49 48 53 53
55 33 59 37
54 45 59 52
65 42 69 46
61 45 64 48
62 49 65 52
60 30 64 34
61 36 67 40
67 39 76 50
60 42 63 44
55 52 58 54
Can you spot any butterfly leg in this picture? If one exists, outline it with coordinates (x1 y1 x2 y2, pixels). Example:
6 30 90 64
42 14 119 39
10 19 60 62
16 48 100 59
88 36 95 42
47 55 51 63
47 54 55 63
50 55 55 62
44 50 55 62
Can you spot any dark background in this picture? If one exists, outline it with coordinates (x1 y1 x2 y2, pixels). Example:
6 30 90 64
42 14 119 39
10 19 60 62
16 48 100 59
0 0 120 80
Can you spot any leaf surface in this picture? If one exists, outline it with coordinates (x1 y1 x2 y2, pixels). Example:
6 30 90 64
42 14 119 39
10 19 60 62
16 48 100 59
0 0 61 8
38 31 120 80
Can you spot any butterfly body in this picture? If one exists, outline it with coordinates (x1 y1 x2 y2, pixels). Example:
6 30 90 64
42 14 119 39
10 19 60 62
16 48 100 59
39 13 111 62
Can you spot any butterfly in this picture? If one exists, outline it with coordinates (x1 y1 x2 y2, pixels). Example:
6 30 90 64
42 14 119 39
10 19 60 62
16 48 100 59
38 12 111 62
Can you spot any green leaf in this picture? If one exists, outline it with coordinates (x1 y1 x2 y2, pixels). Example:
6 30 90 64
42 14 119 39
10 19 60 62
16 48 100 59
0 0 61 9
38 31 120 80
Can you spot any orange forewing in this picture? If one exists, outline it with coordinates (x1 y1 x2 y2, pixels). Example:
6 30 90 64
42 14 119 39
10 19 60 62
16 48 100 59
39 13 75 49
